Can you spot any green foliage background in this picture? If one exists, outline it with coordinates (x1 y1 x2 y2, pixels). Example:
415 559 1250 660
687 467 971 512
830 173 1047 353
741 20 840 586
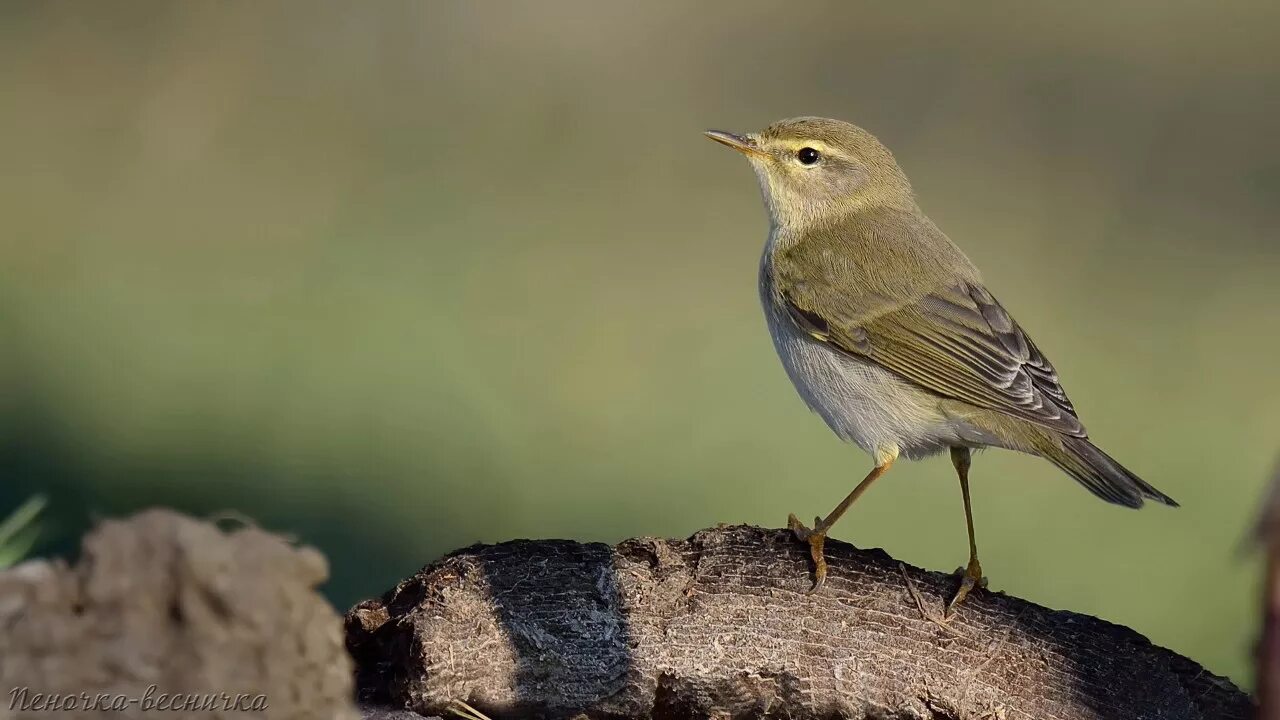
2 2 1277 684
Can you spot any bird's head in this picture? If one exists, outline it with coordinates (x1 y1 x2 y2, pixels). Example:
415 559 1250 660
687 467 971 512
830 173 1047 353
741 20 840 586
705 117 915 230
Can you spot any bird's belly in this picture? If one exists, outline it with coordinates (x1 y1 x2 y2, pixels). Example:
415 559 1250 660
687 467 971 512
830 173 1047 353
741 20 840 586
765 309 962 460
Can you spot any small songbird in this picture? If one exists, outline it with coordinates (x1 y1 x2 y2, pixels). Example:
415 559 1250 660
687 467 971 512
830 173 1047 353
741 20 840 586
705 117 1177 609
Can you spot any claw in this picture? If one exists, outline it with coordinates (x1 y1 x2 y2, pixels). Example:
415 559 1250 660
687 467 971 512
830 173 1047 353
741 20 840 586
787 513 809 540
945 557 986 616
806 533 827 593
787 513 828 593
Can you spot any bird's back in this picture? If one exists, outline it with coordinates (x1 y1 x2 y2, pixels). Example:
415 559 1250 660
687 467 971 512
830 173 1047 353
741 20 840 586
766 205 982 313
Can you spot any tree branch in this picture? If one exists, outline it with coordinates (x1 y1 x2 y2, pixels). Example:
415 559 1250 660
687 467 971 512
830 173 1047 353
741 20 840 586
347 525 1250 720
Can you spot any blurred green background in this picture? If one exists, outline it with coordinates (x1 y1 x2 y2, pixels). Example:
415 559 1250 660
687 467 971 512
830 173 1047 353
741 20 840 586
2 1 1277 685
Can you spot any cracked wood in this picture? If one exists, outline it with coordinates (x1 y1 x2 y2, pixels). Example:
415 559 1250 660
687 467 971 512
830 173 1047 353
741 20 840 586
347 525 1250 720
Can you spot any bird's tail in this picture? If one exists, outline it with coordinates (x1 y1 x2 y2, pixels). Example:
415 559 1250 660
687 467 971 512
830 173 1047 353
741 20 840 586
1046 436 1179 509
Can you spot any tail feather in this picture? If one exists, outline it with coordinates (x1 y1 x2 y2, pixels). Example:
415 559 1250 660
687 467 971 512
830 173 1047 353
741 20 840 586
1050 436 1179 509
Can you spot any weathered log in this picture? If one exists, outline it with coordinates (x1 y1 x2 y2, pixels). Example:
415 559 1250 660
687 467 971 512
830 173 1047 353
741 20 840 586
348 525 1250 720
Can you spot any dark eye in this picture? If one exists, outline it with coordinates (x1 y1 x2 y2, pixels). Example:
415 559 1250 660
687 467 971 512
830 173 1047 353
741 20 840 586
796 147 821 165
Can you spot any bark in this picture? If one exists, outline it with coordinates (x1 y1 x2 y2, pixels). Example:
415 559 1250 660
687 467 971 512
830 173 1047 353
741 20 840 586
347 525 1250 720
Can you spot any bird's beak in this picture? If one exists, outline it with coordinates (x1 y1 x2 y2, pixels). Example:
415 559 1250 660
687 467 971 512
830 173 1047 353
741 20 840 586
704 130 765 158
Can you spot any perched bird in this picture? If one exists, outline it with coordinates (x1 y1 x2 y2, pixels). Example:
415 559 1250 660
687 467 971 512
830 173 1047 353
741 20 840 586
705 117 1177 609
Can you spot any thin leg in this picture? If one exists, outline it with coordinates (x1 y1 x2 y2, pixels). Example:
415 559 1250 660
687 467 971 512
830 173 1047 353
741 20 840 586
947 446 986 612
788 454 896 593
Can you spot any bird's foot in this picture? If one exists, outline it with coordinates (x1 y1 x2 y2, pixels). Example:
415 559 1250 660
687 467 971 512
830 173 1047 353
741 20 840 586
946 556 987 616
787 513 829 593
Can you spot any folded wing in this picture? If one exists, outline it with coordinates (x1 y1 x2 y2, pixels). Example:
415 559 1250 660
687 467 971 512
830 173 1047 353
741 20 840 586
784 281 1086 437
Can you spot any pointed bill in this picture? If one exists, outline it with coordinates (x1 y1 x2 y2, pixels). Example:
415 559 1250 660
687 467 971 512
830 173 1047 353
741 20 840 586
704 130 766 158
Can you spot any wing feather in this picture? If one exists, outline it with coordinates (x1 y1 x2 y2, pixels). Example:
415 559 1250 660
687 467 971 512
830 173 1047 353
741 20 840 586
783 282 1086 437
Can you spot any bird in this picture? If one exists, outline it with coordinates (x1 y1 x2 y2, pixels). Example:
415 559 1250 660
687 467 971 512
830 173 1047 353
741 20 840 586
704 117 1177 610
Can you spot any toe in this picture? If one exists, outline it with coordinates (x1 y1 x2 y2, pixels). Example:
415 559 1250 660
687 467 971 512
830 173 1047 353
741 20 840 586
787 513 811 540
947 576 977 614
966 558 985 584
808 565 827 594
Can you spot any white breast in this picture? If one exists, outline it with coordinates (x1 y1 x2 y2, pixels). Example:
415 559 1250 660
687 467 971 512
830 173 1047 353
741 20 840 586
758 253 964 462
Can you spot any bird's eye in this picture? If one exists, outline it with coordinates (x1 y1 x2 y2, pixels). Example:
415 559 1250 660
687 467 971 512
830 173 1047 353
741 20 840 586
796 147 821 165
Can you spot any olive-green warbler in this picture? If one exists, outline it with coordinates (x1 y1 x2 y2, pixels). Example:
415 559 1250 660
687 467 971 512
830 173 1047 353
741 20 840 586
706 117 1176 610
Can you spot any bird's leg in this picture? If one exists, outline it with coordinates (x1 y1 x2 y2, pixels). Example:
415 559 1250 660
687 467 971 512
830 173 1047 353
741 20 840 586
788 454 895 593
947 446 987 613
